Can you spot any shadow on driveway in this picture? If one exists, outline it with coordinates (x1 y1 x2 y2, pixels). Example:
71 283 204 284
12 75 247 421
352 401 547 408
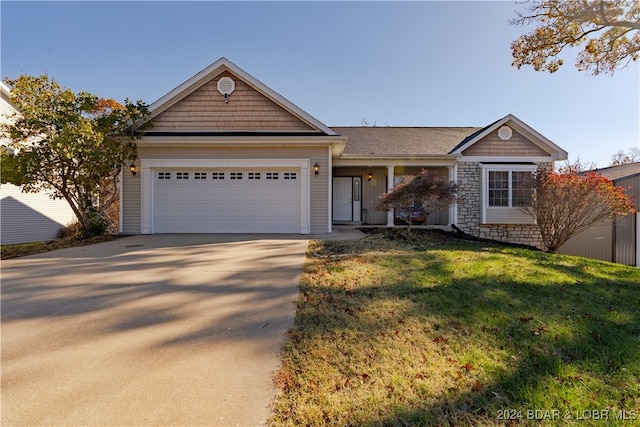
1 234 308 426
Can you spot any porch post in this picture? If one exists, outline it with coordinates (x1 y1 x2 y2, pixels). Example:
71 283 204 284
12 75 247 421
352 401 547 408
448 164 458 226
387 165 395 227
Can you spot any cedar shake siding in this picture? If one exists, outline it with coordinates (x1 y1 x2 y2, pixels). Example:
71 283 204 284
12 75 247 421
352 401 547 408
151 71 316 132
461 128 550 157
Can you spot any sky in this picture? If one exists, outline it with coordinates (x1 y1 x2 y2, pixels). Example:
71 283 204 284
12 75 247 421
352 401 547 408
1 1 638 168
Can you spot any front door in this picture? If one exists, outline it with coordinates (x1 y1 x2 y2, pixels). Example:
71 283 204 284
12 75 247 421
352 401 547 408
333 177 362 221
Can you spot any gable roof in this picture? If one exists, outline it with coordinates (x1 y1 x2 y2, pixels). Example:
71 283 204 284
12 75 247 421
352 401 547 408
331 126 482 158
139 57 337 136
588 162 640 181
449 114 568 160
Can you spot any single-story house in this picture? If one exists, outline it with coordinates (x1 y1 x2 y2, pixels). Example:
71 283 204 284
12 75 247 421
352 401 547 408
559 162 640 266
122 57 568 249
0 82 76 245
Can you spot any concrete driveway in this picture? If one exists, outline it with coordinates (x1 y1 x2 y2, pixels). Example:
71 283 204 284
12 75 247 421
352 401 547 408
1 234 309 426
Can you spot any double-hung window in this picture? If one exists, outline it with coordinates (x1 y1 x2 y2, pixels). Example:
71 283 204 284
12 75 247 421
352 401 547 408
481 164 536 224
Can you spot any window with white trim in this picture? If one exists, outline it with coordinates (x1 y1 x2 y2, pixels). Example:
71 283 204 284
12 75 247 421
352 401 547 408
284 172 297 180
248 172 261 180
481 164 537 224
194 172 207 180
212 172 224 180
158 172 171 180
176 172 189 180
230 172 242 180
266 172 279 180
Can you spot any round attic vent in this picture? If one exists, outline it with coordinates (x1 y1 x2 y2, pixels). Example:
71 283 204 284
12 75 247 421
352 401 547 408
217 77 235 102
498 125 513 140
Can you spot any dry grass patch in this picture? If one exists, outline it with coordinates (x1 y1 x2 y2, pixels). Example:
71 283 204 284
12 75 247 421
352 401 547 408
1 234 119 259
271 229 640 426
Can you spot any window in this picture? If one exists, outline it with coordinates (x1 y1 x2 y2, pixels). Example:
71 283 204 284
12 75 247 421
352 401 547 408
230 172 242 180
176 172 189 180
158 172 171 180
266 172 279 180
194 172 207 180
487 170 533 207
212 172 225 180
481 164 537 225
248 172 261 180
284 172 297 180
488 171 509 207
511 171 534 207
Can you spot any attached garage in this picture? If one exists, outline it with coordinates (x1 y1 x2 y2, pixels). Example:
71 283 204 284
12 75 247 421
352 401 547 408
121 57 345 236
153 167 301 233
140 159 312 235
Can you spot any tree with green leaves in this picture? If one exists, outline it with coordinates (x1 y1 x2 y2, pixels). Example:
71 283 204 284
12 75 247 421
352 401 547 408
375 169 458 232
1 74 149 236
511 0 640 75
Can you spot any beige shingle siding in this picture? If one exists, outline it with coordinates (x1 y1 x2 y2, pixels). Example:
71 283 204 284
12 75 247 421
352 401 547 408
462 128 550 157
151 71 315 132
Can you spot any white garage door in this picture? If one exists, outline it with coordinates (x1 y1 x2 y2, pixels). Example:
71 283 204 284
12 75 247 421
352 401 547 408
153 168 301 233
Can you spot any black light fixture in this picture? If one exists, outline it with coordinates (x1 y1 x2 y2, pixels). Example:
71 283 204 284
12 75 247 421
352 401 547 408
129 163 137 176
368 171 373 181
313 162 319 175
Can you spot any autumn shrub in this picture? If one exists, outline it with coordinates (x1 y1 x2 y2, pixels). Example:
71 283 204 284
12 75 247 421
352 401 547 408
530 171 634 252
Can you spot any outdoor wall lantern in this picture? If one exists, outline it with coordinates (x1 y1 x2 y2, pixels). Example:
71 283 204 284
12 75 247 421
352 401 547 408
130 163 137 176
314 162 320 175
368 171 373 181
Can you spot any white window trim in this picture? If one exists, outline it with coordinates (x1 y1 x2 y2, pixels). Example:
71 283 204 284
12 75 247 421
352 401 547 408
480 164 537 224
140 158 311 234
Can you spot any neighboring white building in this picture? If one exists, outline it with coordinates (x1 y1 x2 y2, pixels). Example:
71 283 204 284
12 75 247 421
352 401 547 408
0 81 76 244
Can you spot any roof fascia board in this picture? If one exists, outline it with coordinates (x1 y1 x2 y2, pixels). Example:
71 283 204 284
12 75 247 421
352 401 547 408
333 158 457 167
139 57 337 136
338 154 459 160
138 135 346 145
450 114 568 160
137 135 346 156
460 155 558 163
0 81 10 98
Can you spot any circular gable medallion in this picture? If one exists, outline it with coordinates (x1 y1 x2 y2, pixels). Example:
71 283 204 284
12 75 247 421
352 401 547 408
498 125 513 140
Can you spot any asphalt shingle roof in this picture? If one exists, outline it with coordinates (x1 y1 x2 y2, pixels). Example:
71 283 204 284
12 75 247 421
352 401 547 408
589 162 640 181
330 126 483 157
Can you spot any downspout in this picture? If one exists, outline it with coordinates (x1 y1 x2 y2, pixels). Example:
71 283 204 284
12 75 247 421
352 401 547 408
328 145 333 234
119 168 124 234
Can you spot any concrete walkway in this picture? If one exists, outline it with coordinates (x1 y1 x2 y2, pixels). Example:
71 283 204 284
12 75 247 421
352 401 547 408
1 234 313 426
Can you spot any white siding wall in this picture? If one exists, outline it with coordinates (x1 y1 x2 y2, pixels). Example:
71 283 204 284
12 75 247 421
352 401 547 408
1 184 76 244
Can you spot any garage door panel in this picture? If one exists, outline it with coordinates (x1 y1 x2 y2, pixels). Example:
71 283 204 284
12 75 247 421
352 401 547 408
153 168 301 233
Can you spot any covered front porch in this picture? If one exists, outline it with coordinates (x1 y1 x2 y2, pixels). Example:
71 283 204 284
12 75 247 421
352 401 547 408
331 162 457 227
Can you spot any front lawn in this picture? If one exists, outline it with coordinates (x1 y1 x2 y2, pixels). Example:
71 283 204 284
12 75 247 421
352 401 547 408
271 229 640 426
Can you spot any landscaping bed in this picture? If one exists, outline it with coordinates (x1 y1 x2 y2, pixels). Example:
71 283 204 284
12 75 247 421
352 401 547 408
271 229 640 426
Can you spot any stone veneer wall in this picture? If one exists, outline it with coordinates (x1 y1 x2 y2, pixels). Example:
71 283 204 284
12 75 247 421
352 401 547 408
456 162 553 250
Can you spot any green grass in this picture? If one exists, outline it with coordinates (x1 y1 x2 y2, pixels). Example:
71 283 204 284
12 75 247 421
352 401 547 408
270 230 640 426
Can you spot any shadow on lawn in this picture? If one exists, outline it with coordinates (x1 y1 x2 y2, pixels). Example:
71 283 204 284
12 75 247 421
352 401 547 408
280 245 640 426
